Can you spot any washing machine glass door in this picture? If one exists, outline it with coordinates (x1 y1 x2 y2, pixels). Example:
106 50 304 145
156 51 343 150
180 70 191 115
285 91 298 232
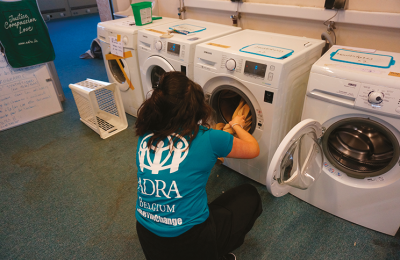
266 119 324 197
209 85 257 134
151 66 166 89
142 56 174 94
107 56 131 91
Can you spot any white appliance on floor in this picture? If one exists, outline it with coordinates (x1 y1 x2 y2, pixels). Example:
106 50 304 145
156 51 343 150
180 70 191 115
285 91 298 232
97 17 178 117
266 45 400 236
137 19 241 97
194 29 325 185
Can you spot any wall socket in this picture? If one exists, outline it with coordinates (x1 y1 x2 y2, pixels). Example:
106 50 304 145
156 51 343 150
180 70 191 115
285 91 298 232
324 0 347 9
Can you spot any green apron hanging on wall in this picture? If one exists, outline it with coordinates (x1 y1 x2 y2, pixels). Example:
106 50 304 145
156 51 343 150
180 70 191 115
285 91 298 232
0 0 55 68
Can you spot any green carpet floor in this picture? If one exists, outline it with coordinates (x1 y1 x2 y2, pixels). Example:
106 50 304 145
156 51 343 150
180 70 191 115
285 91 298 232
1 13 399 260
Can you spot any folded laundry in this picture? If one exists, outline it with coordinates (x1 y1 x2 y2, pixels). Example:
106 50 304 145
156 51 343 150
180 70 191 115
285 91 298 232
214 97 252 164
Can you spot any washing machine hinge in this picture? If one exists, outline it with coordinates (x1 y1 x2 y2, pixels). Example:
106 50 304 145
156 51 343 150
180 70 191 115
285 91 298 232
321 126 326 137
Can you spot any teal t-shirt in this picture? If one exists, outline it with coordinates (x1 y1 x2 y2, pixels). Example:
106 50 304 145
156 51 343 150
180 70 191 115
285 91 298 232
135 126 233 237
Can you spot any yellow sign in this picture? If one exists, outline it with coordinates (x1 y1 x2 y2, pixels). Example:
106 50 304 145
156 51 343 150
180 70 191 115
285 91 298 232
146 29 166 34
207 43 230 48
117 34 121 42
389 72 400 77
105 51 133 60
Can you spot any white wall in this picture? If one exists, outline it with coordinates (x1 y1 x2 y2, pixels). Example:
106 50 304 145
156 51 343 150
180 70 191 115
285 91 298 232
158 0 400 53
112 0 131 12
245 0 400 13
112 0 159 15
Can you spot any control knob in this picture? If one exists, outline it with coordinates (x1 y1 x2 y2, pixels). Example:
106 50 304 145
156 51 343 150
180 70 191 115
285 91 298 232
155 41 163 51
368 91 384 105
225 59 236 71
122 36 128 45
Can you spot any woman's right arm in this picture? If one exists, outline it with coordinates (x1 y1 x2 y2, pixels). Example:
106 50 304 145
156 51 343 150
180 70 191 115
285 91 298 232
226 115 260 159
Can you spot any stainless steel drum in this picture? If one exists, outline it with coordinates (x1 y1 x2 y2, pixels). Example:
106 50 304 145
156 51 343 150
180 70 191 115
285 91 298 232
209 86 256 134
322 117 400 179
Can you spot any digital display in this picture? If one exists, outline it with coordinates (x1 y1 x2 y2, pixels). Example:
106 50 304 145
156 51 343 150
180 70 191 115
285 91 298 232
244 61 267 78
167 42 180 55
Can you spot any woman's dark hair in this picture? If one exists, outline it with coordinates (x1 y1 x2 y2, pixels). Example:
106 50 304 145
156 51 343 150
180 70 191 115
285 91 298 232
135 71 213 150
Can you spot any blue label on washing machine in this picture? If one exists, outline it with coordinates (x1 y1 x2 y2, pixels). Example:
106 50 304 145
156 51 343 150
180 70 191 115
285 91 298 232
169 24 206 34
330 49 396 69
239 44 294 59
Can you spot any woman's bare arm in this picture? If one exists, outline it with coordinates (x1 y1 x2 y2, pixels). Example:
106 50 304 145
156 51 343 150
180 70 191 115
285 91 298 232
226 115 260 159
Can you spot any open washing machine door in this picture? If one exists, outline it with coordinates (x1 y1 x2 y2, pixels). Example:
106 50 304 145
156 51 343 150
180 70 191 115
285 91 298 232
107 57 132 91
142 56 174 95
100 40 133 92
266 119 324 197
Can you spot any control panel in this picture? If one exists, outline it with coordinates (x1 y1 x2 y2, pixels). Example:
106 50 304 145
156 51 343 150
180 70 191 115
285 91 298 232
167 42 181 56
152 39 166 52
98 29 135 48
219 55 277 84
221 55 243 72
196 46 281 88
150 38 187 62
155 41 163 51
355 84 400 116
244 61 267 79
225 59 236 71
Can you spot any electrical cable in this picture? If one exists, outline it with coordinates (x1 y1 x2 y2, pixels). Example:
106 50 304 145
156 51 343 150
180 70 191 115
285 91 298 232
331 28 336 45
323 10 338 26
321 9 338 50
235 1 240 27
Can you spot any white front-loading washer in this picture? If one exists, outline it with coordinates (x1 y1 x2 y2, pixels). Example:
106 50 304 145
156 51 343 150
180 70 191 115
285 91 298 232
137 19 241 98
266 45 400 236
97 16 179 117
194 29 325 185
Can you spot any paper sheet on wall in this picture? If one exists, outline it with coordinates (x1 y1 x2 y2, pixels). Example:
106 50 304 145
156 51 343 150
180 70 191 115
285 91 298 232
0 54 62 131
110 36 123 57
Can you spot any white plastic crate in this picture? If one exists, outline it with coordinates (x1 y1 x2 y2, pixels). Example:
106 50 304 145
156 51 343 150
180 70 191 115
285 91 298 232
69 79 128 139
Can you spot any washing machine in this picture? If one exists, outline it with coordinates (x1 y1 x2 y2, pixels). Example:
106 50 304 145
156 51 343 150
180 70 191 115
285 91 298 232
266 45 400 236
97 16 179 117
194 29 325 185
137 19 241 97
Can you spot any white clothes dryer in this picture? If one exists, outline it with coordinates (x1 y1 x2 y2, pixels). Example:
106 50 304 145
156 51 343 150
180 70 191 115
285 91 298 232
137 19 241 98
266 45 400 236
97 17 178 117
194 29 325 185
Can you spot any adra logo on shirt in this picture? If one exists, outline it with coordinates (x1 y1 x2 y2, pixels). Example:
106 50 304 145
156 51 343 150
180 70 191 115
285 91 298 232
138 133 189 175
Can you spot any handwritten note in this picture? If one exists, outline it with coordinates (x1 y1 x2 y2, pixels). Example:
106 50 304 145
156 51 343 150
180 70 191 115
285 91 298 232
0 54 62 131
331 49 394 68
110 36 123 57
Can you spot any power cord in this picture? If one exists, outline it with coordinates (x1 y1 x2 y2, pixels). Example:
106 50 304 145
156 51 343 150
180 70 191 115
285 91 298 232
321 10 338 54
324 10 338 43
230 1 241 27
